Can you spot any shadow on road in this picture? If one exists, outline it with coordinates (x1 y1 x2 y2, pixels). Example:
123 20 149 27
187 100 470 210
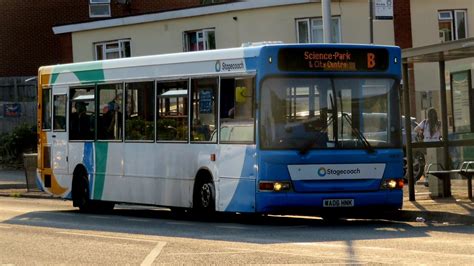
3 204 472 245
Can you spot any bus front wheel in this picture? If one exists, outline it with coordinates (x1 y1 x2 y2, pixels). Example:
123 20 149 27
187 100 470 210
72 172 93 212
194 180 216 215
72 171 115 213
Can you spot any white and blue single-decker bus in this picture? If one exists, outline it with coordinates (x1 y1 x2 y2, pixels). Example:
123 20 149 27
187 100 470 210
37 43 404 215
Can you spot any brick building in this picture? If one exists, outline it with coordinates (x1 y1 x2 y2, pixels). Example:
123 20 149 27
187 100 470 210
0 0 231 133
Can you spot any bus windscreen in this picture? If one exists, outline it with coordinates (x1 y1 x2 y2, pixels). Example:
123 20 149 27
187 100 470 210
278 47 389 72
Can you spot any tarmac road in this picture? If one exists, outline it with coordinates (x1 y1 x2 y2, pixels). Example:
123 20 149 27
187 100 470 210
0 196 473 264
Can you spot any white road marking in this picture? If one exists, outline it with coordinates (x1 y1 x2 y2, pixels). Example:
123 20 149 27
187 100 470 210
166 221 193 226
87 215 109 219
57 231 157 243
292 242 474 258
126 218 151 222
166 251 253 256
216 225 247 230
140 242 167 266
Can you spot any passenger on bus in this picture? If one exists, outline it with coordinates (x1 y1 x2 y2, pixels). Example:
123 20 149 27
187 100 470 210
70 102 91 139
102 95 122 139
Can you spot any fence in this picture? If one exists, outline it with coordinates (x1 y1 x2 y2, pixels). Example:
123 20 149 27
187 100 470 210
0 76 37 134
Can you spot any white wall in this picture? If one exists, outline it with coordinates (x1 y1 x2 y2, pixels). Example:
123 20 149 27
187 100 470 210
71 1 395 62
411 0 474 121
411 0 474 47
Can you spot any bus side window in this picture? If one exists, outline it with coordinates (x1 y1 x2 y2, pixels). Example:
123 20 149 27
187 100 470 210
98 84 123 141
53 95 67 131
125 82 154 141
157 80 189 141
69 87 95 141
42 88 52 130
219 77 255 143
191 78 218 142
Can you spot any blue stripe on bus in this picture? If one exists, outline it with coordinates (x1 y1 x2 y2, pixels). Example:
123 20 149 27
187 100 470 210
83 142 95 197
224 146 256 212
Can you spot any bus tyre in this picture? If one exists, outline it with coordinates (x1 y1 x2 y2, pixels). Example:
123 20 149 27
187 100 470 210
72 174 93 213
194 181 215 215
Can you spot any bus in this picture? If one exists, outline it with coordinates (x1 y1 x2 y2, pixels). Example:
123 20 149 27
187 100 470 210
37 43 404 215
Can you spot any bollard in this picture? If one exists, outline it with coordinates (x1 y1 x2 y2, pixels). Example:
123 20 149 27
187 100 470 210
23 153 39 192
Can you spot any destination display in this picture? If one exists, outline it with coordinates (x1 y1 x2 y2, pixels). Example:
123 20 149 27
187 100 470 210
278 48 389 72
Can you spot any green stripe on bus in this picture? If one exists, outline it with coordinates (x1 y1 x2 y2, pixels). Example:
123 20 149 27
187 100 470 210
94 142 108 200
50 61 105 85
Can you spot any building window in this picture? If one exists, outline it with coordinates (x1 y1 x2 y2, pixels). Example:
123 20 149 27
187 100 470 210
184 29 216 52
296 17 341 43
90 0 111 18
95 40 131 60
438 10 468 42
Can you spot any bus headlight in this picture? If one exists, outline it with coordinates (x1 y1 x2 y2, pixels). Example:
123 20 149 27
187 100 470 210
259 181 291 192
380 178 404 189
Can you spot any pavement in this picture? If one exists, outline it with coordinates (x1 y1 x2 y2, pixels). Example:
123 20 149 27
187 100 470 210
0 167 472 225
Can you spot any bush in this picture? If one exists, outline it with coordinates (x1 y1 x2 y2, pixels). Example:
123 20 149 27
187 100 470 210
0 124 37 166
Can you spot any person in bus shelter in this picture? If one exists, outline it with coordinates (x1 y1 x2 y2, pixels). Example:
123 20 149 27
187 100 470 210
414 107 442 187
414 107 441 142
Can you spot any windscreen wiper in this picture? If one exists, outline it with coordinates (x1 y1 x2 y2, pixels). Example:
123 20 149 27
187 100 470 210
298 93 336 155
340 112 376 154
298 114 334 155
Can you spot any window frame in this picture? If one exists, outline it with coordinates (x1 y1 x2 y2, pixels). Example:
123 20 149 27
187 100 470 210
438 9 468 42
94 39 131 60
295 16 342 43
183 28 216 52
89 0 111 18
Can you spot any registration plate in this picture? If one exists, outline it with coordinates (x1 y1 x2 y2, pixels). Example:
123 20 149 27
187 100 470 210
323 199 354 207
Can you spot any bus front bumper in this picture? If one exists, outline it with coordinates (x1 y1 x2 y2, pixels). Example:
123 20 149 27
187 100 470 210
255 189 403 214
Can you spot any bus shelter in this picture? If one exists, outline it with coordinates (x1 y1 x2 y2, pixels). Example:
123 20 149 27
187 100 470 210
402 37 474 201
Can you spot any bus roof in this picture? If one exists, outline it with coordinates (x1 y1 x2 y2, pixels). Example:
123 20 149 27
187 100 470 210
39 43 400 87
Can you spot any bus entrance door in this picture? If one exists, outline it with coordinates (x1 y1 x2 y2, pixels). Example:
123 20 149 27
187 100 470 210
51 89 69 175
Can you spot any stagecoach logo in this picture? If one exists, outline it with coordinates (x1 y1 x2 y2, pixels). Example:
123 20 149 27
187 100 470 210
319 167 362 177
215 60 245 72
317 167 327 177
